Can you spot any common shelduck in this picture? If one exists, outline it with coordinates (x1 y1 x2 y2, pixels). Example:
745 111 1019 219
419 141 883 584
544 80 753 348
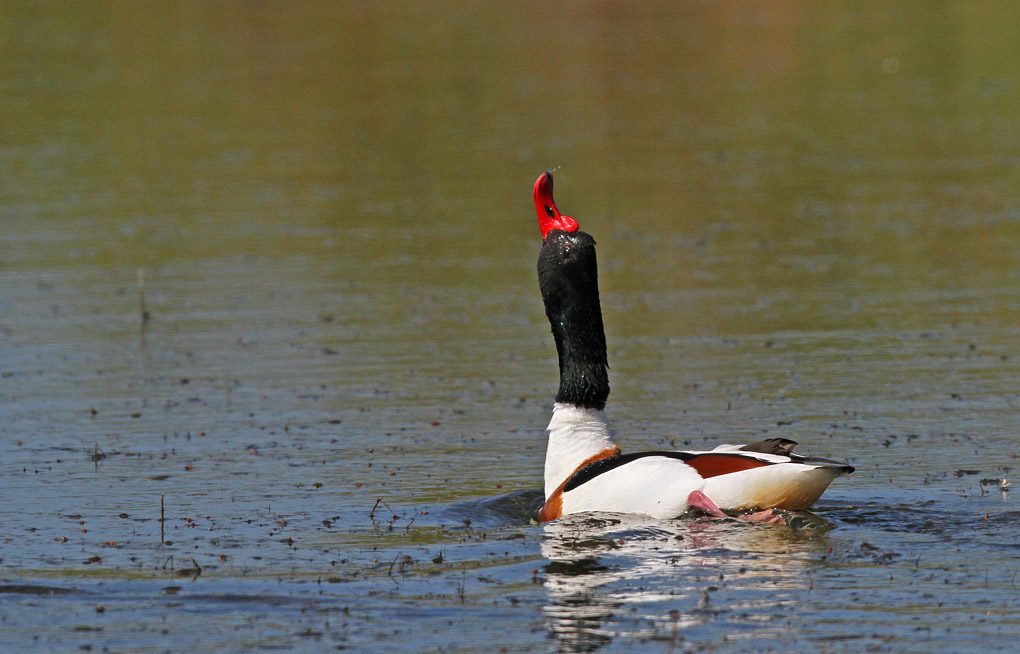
532 171 854 522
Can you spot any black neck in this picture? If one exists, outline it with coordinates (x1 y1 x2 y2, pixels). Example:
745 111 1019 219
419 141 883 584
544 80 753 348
537 230 610 410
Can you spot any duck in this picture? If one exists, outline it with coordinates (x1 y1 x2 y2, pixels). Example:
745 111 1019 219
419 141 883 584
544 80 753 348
532 171 854 523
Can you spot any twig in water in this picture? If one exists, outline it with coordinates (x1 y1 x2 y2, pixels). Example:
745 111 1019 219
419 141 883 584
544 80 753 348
370 498 398 523
91 443 106 470
176 557 202 581
137 268 150 335
160 494 165 544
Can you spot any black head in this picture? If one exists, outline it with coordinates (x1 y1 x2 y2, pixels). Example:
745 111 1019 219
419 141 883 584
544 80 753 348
538 229 610 410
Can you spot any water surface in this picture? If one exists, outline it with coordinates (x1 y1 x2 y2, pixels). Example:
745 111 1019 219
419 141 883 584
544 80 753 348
2 2 1019 652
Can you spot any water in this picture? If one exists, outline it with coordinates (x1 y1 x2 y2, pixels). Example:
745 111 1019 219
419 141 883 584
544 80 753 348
2 2 1019 652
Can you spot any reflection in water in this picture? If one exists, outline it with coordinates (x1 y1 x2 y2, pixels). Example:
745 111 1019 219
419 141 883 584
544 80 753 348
541 513 830 653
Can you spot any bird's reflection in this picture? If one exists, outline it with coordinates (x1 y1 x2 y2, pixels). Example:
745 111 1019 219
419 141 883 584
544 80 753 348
540 511 831 653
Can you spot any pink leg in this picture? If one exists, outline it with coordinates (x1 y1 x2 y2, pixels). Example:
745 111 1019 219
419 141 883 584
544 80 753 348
687 491 787 525
686 490 728 517
739 508 787 525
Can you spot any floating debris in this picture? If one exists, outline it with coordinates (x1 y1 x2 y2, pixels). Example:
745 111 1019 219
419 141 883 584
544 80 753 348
980 478 1011 491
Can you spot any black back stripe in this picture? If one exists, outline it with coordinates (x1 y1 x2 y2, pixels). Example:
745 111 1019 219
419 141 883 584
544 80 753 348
562 451 689 493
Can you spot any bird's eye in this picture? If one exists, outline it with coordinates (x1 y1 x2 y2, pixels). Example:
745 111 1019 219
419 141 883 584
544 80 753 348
545 205 555 218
